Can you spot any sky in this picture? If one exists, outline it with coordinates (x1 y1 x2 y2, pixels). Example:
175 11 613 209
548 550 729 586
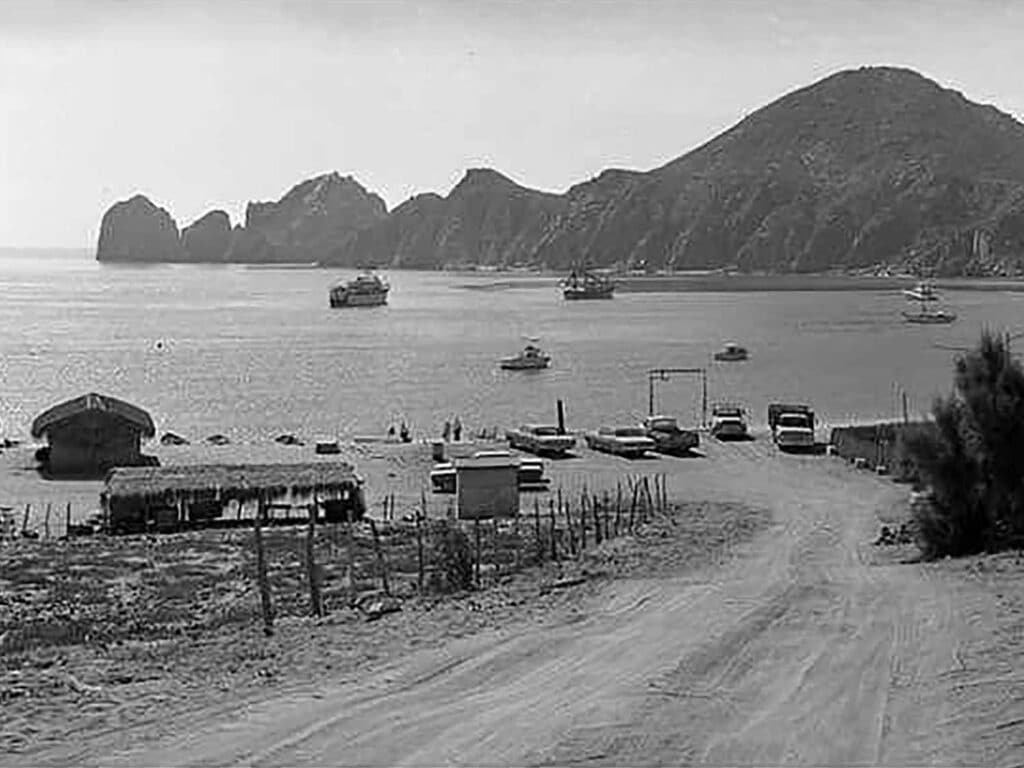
2 0 1024 248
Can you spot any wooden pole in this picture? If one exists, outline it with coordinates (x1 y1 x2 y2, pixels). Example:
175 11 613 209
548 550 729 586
306 499 323 618
513 509 522 571
580 494 588 551
43 502 51 539
417 490 426 593
21 503 30 537
474 518 482 587
592 495 602 544
557 399 566 434
629 477 639 530
563 499 575 557
602 491 611 539
254 497 274 636
344 509 355 605
65 502 72 539
368 518 390 596
533 497 542 562
548 497 558 561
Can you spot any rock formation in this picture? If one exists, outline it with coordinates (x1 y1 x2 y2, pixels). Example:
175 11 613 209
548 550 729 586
96 67 1024 275
336 168 565 268
181 210 232 262
96 195 185 262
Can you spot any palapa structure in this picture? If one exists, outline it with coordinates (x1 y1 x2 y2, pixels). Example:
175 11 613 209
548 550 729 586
31 392 156 477
102 462 366 534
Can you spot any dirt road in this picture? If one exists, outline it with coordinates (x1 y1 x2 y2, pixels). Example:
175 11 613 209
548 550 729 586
30 439 1011 766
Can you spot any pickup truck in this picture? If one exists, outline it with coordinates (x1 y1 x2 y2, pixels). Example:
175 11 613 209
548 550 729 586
767 403 815 451
584 426 656 458
710 404 749 440
642 415 699 454
505 424 576 457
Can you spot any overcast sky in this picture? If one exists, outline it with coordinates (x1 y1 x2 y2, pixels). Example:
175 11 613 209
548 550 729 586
2 0 1023 247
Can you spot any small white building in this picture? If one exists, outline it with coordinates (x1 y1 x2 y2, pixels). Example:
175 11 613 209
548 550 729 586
455 453 519 520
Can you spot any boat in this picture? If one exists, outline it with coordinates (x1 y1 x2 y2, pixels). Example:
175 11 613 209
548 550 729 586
329 269 390 308
714 342 749 362
902 280 956 324
561 268 615 300
499 338 551 370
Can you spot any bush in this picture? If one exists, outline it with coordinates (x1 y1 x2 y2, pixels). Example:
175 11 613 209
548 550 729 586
904 330 1024 558
433 524 474 593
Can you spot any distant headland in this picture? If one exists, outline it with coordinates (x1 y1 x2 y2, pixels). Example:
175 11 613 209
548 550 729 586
97 66 1024 278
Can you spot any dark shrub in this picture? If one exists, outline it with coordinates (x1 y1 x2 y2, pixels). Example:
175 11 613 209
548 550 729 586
904 330 1024 558
434 523 474 593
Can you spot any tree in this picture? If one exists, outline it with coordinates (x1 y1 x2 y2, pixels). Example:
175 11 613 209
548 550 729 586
904 330 1024 558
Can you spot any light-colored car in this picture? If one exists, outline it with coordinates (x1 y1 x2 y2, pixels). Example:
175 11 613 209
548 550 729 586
710 405 749 440
505 424 576 456
584 426 656 458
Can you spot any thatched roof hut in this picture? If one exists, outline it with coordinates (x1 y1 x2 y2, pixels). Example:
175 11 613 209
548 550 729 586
104 462 361 505
102 462 365 534
31 392 156 477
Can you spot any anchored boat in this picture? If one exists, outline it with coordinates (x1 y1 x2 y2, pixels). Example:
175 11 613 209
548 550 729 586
329 269 390 308
499 338 551 370
902 280 956 324
561 268 615 300
714 342 749 361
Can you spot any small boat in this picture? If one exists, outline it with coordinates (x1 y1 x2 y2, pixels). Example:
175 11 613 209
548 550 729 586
902 280 956 324
561 268 615 300
329 269 390 308
903 309 957 324
714 342 749 362
500 339 551 370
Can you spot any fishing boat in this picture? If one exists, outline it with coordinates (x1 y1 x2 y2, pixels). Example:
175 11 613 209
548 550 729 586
714 342 749 361
499 338 551 370
902 281 956 324
329 269 390 308
561 268 615 300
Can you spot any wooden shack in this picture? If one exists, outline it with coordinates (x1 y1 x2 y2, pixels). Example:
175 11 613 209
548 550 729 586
102 462 365 534
455 453 519 520
30 392 156 477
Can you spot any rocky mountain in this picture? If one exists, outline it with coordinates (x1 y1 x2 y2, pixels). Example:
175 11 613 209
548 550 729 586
181 210 231 262
336 168 566 268
527 66 1024 275
96 67 1024 274
96 195 185 262
96 173 387 264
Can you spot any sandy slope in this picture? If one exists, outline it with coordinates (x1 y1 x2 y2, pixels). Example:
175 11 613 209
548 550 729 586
16 438 1022 766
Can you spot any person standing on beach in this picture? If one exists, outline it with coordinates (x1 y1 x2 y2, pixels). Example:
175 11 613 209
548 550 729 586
442 420 451 442
452 416 462 442
400 422 410 443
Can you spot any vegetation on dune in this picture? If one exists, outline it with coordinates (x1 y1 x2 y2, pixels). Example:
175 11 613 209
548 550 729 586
904 330 1024 558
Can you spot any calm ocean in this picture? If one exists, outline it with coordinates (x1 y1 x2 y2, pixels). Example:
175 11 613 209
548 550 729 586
1 250 1019 443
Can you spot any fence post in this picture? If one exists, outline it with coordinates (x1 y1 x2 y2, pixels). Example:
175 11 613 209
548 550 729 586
254 496 274 636
548 498 558 561
593 495 603 545
580 494 588 551
306 500 323 618
369 518 391 596
474 518 482 587
21 503 30 537
43 502 51 539
513 510 522 571
563 498 575 557
533 498 543 563
344 510 355 605
65 502 72 539
417 490 426 593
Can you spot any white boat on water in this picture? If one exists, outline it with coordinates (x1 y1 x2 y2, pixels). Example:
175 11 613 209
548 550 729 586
714 342 749 362
329 269 390 308
902 280 956 324
499 338 551 370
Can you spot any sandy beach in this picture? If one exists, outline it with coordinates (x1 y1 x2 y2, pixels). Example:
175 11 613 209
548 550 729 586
4 432 1023 766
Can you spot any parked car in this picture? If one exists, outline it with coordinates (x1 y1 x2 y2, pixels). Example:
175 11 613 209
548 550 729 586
584 426 656 458
505 424 576 456
642 414 699 454
710 404 749 440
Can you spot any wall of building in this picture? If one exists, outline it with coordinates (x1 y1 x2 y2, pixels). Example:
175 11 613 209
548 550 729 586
46 413 144 476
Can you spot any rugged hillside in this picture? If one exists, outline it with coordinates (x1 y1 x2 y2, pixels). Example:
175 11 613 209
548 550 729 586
97 173 387 264
96 67 1024 274
530 67 1024 274
334 169 566 268
96 195 185 262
